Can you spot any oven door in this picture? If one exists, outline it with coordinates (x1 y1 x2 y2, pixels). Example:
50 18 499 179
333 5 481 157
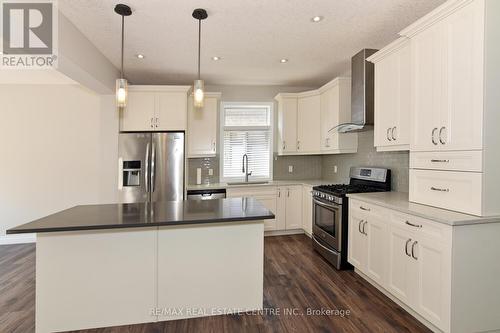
312 197 342 251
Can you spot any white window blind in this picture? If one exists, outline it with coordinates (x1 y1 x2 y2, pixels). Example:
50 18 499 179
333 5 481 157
221 104 273 181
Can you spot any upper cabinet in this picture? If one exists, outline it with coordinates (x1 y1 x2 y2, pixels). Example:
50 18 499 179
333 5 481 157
120 86 190 132
275 77 357 156
187 92 221 158
368 38 411 152
401 0 484 152
276 94 298 154
398 0 500 216
319 78 357 154
297 92 321 153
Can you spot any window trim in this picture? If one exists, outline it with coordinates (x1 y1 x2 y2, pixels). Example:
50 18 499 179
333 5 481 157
219 101 274 183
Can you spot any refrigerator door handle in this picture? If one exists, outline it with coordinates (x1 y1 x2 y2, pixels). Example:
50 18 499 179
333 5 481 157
151 141 156 192
145 142 150 193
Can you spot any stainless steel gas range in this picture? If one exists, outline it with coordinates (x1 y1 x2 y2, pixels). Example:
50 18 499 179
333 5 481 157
312 167 391 269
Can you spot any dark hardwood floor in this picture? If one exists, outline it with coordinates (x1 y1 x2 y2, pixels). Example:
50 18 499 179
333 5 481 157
0 235 430 333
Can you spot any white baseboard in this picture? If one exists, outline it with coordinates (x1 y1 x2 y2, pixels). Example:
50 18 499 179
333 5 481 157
264 229 304 237
0 233 37 245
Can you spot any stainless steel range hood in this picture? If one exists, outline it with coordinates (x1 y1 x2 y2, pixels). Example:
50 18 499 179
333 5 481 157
331 49 378 133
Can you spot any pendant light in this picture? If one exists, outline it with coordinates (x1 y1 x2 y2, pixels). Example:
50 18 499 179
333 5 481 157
114 4 132 109
192 8 208 108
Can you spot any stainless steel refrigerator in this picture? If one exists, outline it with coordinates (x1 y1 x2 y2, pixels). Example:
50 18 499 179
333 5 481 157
118 132 184 203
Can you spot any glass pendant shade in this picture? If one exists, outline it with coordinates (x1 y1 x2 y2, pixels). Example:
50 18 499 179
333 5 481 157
193 79 204 108
116 78 128 109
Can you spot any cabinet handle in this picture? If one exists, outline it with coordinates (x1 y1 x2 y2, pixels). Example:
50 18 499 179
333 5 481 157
297 141 300 150
282 141 286 150
439 126 446 145
212 141 216 152
392 126 396 141
405 221 422 228
430 159 450 163
326 138 330 147
278 190 281 198
287 189 290 197
431 128 438 145
405 238 412 257
387 128 392 141
411 241 418 260
362 221 368 235
358 220 364 234
359 206 370 211
151 117 154 128
430 186 450 192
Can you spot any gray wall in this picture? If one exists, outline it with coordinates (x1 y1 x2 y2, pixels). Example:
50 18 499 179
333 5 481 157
321 130 409 192
273 155 322 180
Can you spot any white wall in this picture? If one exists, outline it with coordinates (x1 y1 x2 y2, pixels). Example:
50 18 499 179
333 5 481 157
0 84 118 243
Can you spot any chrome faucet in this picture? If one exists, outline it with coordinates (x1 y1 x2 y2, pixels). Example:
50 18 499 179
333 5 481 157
242 154 252 182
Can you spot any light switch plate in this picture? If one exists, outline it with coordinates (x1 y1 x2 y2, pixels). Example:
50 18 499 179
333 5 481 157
288 165 293 173
208 168 214 176
334 165 338 173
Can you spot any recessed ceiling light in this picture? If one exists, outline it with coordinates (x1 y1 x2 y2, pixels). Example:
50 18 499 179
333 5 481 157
280 58 288 63
136 54 145 59
311 16 323 23
212 56 221 61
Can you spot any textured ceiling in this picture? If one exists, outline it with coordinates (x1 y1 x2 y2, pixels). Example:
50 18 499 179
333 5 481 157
59 0 446 87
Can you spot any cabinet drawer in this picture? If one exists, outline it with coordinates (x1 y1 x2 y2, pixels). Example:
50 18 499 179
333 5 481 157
390 211 451 243
409 169 482 216
410 151 482 172
349 199 386 218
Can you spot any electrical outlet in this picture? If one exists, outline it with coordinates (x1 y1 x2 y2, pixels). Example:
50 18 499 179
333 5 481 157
288 165 293 173
334 165 338 173
208 168 214 176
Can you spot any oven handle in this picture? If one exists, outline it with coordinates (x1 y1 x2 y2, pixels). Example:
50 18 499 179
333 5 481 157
313 198 341 210
312 235 337 254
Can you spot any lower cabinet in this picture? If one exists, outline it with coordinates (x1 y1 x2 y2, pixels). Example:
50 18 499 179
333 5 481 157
302 185 313 235
227 185 303 232
349 198 452 332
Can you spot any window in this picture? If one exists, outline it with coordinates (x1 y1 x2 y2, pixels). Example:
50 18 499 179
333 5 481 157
220 103 273 182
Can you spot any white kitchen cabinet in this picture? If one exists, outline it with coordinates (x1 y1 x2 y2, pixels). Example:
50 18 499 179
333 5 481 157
283 185 303 230
319 78 358 154
368 38 411 151
275 77 358 156
275 94 297 154
349 198 453 332
227 185 303 232
403 0 483 152
302 185 313 235
347 212 367 270
297 93 321 153
120 91 156 131
120 86 190 132
401 0 500 216
187 93 220 157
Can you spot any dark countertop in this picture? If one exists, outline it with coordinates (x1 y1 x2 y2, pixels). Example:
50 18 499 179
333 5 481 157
7 197 275 234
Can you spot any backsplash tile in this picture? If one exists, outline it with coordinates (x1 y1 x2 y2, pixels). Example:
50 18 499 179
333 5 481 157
273 155 322 180
187 157 220 185
321 130 409 192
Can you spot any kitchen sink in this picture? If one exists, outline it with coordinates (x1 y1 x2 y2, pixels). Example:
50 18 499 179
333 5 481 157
227 181 270 186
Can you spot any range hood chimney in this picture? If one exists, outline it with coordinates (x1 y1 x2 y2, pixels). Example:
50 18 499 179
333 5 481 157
332 49 378 133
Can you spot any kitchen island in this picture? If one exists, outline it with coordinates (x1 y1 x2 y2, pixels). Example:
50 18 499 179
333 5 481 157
7 197 274 333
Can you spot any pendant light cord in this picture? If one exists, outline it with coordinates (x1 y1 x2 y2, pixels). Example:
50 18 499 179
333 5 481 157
121 15 125 79
197 19 201 80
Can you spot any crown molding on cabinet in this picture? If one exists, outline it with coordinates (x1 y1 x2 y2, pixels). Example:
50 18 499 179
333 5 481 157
317 77 351 94
399 0 476 37
366 37 410 63
274 76 351 100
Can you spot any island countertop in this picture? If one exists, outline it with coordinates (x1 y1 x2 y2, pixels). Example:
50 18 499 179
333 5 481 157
7 197 275 234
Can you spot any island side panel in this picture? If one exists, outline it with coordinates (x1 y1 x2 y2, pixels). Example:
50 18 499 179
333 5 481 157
36 228 158 333
157 221 264 321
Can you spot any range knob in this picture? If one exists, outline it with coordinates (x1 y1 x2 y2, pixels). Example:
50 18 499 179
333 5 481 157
321 194 326 198
328 195 333 201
